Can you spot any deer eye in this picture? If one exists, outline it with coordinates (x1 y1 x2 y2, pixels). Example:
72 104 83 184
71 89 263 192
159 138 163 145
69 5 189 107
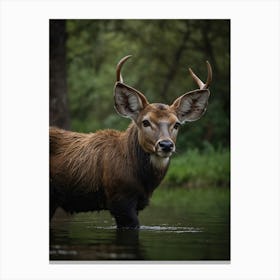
173 122 181 130
142 120 151 127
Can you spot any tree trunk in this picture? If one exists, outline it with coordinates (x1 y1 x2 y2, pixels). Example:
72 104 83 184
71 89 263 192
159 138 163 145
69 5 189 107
201 21 218 75
49 20 70 129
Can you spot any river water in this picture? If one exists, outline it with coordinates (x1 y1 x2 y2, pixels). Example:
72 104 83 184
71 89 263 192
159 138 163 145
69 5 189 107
50 200 230 261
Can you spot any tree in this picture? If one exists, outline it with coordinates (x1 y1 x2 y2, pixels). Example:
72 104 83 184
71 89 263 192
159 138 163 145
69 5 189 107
49 20 70 129
66 19 230 149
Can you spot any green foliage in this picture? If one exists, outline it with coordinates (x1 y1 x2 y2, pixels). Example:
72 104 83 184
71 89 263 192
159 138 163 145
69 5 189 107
163 144 230 188
65 19 230 150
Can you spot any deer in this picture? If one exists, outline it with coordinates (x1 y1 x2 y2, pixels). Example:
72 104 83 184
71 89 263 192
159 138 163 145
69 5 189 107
50 55 212 229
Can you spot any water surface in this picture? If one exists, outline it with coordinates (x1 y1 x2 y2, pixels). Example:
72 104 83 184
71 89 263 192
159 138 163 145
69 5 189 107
50 201 230 261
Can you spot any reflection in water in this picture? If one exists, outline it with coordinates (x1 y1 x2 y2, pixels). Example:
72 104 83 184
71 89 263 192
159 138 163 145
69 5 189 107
50 205 230 261
114 229 143 260
50 219 144 260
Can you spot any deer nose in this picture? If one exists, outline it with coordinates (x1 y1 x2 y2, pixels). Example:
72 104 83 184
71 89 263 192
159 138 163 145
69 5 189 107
158 140 174 152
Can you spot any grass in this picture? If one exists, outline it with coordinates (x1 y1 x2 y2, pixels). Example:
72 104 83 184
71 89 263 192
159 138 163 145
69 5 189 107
162 145 230 188
150 145 230 217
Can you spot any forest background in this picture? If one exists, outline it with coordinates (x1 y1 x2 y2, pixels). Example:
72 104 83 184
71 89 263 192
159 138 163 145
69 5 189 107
49 19 230 189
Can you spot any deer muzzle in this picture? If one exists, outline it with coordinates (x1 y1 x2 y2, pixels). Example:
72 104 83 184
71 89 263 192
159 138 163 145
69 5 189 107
155 139 175 158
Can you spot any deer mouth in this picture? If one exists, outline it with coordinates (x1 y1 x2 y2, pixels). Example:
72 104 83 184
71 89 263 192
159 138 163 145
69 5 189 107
156 150 174 158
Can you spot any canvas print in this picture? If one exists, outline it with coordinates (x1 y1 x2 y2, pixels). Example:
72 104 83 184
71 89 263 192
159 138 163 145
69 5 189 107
49 19 230 261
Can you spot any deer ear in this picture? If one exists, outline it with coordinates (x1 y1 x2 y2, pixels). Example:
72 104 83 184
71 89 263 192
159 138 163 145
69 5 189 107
170 89 210 123
114 82 149 121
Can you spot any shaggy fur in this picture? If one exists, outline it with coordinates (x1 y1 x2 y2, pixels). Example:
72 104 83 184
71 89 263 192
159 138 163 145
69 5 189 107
50 56 212 228
50 123 169 226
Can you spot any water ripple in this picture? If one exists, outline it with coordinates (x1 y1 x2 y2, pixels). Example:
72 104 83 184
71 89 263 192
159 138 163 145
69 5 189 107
140 225 202 233
89 225 202 233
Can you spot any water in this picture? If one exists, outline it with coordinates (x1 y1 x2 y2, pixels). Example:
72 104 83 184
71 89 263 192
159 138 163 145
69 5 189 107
50 204 230 261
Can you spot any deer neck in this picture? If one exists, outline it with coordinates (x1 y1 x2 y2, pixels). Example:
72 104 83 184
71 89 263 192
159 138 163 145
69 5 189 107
124 123 170 192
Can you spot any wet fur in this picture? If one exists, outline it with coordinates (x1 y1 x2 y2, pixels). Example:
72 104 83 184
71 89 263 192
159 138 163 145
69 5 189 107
50 59 211 228
50 124 169 227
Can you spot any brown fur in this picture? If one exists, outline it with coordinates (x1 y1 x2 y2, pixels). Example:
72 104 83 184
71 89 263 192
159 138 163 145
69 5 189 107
50 122 169 224
50 57 212 228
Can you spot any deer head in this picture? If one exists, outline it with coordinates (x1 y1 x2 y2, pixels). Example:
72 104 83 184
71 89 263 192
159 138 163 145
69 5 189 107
114 55 212 159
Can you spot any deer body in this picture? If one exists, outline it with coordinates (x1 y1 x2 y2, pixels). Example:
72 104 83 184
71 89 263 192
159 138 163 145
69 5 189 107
50 122 168 227
50 56 212 228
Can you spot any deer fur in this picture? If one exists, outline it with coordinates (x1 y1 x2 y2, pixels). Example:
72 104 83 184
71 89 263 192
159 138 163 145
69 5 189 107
50 56 212 228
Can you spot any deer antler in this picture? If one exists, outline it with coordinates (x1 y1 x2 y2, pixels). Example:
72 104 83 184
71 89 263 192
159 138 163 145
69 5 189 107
116 55 132 83
188 61 212 90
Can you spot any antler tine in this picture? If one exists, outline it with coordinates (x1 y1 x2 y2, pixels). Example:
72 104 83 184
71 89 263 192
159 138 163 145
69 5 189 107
188 67 204 89
188 61 212 90
116 55 132 83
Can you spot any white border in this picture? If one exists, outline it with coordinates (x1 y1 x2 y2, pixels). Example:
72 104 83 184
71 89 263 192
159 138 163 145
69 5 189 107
0 0 279 279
